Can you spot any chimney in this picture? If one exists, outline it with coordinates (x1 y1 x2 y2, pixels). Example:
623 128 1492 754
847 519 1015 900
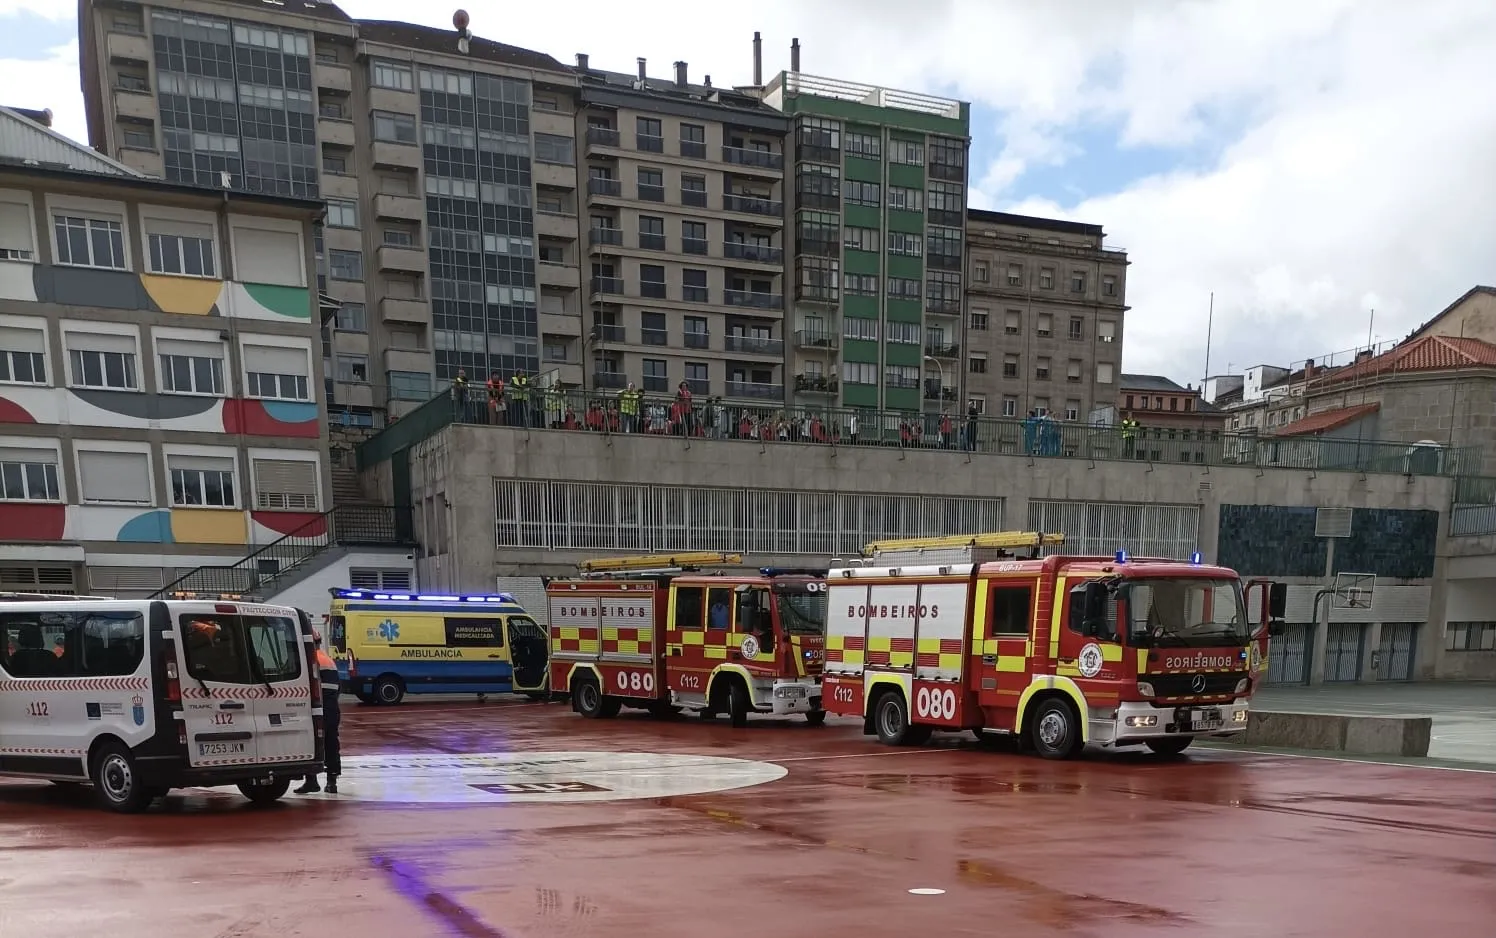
1355 349 1372 363
703 74 712 88
674 60 688 87
636 57 647 81
576 52 589 71
790 37 800 72
1303 358 1315 382
752 31 762 85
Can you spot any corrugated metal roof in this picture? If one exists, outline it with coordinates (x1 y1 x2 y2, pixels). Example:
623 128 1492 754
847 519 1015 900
0 106 142 177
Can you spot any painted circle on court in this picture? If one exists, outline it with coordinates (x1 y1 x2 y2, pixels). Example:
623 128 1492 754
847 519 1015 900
284 751 788 804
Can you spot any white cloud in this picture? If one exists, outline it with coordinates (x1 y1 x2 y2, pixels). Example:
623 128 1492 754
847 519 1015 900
0 1 72 18
4 0 1492 383
0 40 86 142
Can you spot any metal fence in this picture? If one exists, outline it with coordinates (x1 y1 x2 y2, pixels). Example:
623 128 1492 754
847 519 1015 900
1028 500 1201 559
358 383 1483 480
494 479 1005 556
1451 476 1496 537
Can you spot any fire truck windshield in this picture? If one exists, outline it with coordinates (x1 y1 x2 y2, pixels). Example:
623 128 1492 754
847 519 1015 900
775 590 827 635
1123 577 1249 648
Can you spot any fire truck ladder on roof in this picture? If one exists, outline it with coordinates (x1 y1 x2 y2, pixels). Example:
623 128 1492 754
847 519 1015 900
576 552 744 577
861 531 1066 563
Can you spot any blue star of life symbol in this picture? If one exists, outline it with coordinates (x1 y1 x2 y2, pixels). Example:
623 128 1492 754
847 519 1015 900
378 619 400 641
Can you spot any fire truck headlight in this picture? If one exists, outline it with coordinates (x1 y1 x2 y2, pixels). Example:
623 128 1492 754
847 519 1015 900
1234 678 1249 695
1232 709 1249 724
1124 714 1158 727
1136 681 1155 698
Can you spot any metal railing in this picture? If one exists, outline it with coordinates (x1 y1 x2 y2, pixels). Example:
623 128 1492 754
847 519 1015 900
151 505 413 599
723 146 784 170
358 384 1484 481
587 177 621 197
724 194 783 216
724 242 783 264
724 289 781 309
586 126 620 147
794 328 839 349
1451 476 1496 536
724 335 783 356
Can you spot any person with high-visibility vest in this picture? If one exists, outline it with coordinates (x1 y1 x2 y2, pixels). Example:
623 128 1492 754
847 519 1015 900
509 369 530 427
451 369 470 422
1121 417 1140 458
618 382 642 433
296 631 342 794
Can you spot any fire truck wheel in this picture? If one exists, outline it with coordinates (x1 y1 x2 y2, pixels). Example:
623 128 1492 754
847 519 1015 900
572 675 620 719
722 679 750 727
872 691 930 747
1029 697 1082 760
804 708 827 726
1145 737 1193 757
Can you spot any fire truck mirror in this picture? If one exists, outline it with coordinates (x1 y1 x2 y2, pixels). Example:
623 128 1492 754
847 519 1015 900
1267 582 1288 621
1071 581 1110 638
1268 621 1286 638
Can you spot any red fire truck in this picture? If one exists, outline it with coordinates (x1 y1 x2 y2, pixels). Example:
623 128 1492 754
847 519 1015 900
546 552 828 726
820 532 1286 759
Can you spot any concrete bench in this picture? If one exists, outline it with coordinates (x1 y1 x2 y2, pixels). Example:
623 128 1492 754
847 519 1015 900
1226 710 1432 758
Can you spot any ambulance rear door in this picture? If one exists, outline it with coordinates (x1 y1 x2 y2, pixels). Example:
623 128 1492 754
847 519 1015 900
240 604 317 766
174 604 259 768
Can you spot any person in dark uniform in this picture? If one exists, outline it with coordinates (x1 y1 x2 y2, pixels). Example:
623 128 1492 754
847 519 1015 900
297 630 341 794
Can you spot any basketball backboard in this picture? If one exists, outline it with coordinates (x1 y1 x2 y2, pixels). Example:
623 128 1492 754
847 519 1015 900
1332 572 1376 609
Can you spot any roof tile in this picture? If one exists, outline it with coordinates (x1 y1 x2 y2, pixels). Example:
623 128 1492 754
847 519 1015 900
1315 334 1496 386
1273 403 1380 437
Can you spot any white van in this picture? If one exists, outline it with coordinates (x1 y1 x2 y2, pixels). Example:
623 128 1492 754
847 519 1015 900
0 593 325 812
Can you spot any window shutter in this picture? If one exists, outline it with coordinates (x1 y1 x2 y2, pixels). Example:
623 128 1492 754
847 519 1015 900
0 200 34 255
0 446 56 465
231 225 303 286
242 344 308 375
79 450 152 504
0 326 45 354
253 458 319 510
65 331 135 354
157 337 223 360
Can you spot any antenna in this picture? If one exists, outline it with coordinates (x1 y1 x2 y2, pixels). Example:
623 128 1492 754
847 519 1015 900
1202 290 1214 383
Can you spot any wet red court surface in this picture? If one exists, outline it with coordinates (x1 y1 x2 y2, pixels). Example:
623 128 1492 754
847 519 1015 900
2 699 1493 938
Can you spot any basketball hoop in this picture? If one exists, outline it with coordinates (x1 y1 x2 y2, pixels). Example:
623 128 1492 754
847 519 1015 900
1331 572 1375 610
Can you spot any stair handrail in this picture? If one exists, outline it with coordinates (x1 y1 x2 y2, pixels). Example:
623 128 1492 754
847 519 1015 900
153 508 338 599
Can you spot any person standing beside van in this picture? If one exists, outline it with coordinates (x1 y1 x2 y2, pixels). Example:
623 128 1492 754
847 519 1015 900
297 631 342 794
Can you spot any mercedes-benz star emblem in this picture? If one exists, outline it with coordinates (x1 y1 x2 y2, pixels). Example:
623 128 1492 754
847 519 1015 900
1190 674 1207 694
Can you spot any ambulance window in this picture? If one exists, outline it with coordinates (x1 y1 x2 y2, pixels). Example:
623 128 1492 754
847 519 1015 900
445 617 504 647
988 586 1033 636
246 616 303 682
328 614 347 653
181 615 254 684
0 611 144 678
707 588 733 630
674 588 704 630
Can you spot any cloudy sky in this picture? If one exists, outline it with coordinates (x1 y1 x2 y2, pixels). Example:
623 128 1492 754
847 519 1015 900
1 0 1492 384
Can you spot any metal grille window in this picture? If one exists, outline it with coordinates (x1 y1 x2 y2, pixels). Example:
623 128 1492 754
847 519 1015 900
0 447 60 501
0 326 45 384
53 214 126 269
496 479 1002 555
252 458 318 510
169 455 237 508
1028 500 1200 560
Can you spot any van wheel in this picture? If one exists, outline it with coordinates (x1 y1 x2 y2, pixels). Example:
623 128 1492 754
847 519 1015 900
1145 737 1193 757
873 691 929 747
573 676 619 719
1029 698 1083 760
91 742 154 814
238 778 291 805
373 675 405 705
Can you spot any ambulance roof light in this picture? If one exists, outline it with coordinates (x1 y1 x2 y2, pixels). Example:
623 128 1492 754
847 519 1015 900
1190 551 1203 565
330 588 517 604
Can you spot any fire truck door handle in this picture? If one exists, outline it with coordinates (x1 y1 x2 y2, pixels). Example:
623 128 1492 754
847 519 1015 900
982 655 996 664
730 651 742 660
670 647 681 656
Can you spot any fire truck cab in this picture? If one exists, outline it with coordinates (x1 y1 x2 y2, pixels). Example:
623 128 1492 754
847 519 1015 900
546 553 828 726
820 532 1287 759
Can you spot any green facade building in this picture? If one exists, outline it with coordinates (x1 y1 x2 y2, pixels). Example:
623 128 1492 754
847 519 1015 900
764 71 971 418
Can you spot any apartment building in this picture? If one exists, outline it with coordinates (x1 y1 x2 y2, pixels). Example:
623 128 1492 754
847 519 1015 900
575 56 790 400
963 209 1127 422
0 104 328 596
761 66 972 415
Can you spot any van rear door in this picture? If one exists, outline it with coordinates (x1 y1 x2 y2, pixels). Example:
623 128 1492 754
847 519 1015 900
241 606 317 766
175 607 259 767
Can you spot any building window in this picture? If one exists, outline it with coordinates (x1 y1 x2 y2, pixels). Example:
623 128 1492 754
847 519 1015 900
1098 320 1116 343
841 361 877 386
1004 310 1021 335
1097 362 1115 384
383 229 415 247
1071 271 1087 293
641 312 667 346
886 321 919 345
969 310 988 331
1039 267 1054 289
158 340 225 396
77 449 151 505
886 231 921 257
1006 264 1022 286
0 195 36 261
679 123 706 158
1067 359 1082 383
322 154 347 174
532 95 558 111
326 199 359 228
888 137 923 165
371 110 417 144
1002 395 1018 417
681 173 708 207
1036 357 1051 381
0 445 60 502
1069 317 1084 340
371 60 414 91
1446 622 1496 651
1034 398 1050 417
66 332 138 391
967 395 985 415
886 277 920 299
843 318 878 341
1102 275 1117 297
635 117 663 152
642 358 668 392
682 269 708 303
844 273 878 296
1036 313 1052 337
886 186 923 212
638 216 666 251
844 227 879 252
885 364 919 388
969 354 988 374
1003 354 1019 379
246 344 312 399
681 220 707 254
534 134 573 165
329 249 362 281
972 261 989 283
334 302 367 332
123 129 154 148
168 455 236 508
844 181 881 206
334 354 367 384
252 458 319 511
53 214 126 270
640 264 667 299
685 361 708 386
0 324 46 384
387 370 431 401
637 168 665 201
928 136 966 178
843 132 881 158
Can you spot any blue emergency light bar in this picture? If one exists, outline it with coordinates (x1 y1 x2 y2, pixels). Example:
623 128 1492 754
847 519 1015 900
1115 549 1129 563
331 589 517 604
1190 551 1203 565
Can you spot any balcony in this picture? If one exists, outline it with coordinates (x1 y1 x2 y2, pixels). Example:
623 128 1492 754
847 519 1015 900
682 237 709 256
723 194 783 217
106 30 151 63
593 324 625 342
923 380 957 402
683 377 710 395
114 89 157 121
592 371 627 389
725 290 781 310
372 141 420 171
535 211 577 239
924 341 960 358
377 245 426 274
318 117 356 148
682 189 709 208
638 232 666 251
380 296 430 325
724 335 784 356
314 62 352 93
794 329 839 350
794 373 839 395
722 146 784 171
641 328 668 346
683 331 711 350
374 193 423 222
586 126 621 149
589 227 623 247
926 299 962 316
680 140 707 159
640 281 668 299
638 184 666 203
587 177 621 198
795 284 840 305
726 380 784 401
590 276 624 296
724 242 783 265
636 134 664 153
537 263 578 289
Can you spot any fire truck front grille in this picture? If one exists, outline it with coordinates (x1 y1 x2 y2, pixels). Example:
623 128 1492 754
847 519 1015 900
1148 672 1247 698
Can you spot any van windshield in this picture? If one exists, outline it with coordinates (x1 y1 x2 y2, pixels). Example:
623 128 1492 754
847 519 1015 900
181 614 302 684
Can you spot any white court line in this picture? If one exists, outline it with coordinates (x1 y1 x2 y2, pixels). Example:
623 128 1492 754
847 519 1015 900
773 749 946 764
1199 744 1496 774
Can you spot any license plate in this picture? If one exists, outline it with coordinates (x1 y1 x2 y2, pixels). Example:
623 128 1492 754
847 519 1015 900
1191 719 1224 731
198 741 246 756
1195 708 1221 722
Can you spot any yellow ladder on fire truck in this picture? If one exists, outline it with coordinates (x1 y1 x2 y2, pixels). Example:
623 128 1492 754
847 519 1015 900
862 531 1065 557
577 552 744 574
